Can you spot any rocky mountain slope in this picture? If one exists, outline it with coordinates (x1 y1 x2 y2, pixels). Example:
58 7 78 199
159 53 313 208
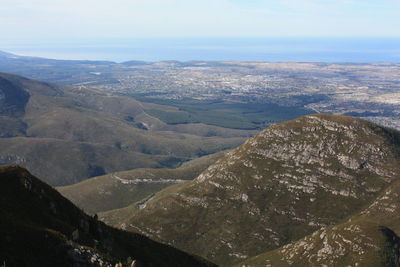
238 219 400 267
0 165 216 267
238 178 400 266
0 72 251 185
100 114 400 265
58 151 225 214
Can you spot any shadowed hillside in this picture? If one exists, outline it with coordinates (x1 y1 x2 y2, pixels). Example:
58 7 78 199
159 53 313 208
0 165 216 267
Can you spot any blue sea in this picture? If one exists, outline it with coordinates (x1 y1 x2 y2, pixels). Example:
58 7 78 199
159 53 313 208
2 37 400 63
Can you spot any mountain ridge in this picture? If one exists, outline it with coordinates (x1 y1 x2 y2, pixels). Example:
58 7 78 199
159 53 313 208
100 114 400 265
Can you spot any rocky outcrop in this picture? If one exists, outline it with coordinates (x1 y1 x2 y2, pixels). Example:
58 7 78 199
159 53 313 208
239 177 400 266
239 220 400 267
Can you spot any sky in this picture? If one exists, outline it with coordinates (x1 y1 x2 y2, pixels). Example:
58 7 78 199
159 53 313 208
1 0 400 41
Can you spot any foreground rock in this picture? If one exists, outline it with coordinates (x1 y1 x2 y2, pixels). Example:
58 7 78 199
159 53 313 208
0 165 216 267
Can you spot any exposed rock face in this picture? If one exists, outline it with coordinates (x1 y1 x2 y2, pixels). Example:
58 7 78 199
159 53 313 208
239 178 400 266
238 220 400 267
102 114 400 265
356 178 400 235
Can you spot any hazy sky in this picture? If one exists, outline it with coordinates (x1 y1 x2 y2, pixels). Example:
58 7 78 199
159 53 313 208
1 0 400 40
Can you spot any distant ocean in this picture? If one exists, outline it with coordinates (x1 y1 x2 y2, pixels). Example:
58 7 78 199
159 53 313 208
2 37 400 63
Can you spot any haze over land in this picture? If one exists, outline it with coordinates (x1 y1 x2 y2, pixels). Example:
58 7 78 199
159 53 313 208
2 0 400 62
1 50 399 131
3 37 400 62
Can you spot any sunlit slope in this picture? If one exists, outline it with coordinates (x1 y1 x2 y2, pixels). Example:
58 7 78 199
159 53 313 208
100 114 400 265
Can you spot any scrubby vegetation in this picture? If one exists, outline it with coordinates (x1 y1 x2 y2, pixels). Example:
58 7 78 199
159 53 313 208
100 114 400 266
